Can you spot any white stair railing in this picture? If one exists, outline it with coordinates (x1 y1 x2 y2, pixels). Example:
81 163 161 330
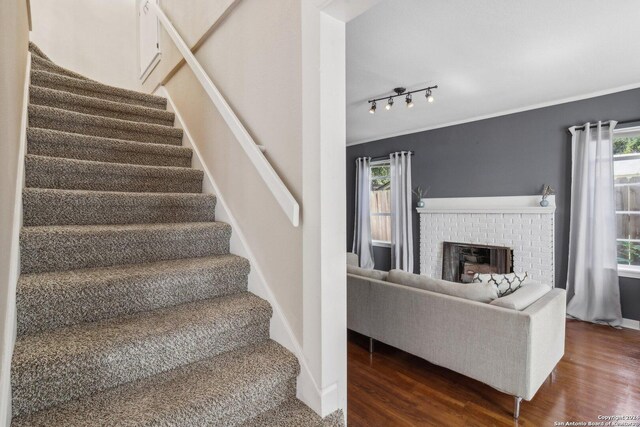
150 2 300 227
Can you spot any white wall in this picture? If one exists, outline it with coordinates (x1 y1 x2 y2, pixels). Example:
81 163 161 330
30 0 140 90
0 0 30 423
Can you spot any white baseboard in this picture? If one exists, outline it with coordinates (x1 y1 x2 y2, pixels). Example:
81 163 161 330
0 52 30 426
157 86 330 415
621 318 640 330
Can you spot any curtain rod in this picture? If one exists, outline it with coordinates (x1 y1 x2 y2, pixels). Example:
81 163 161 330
370 151 414 162
571 119 640 131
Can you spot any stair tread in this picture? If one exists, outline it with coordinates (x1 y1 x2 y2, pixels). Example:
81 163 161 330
30 85 175 126
31 55 94 82
21 221 230 243
242 399 330 427
17 254 249 335
25 154 201 178
13 292 270 366
12 294 276 418
28 105 182 140
20 221 232 274
30 69 167 109
12 340 298 426
22 188 215 226
27 127 192 159
23 187 215 207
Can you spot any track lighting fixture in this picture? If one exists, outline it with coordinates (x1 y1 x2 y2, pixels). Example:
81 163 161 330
385 97 394 110
367 85 438 114
405 93 414 108
426 89 434 103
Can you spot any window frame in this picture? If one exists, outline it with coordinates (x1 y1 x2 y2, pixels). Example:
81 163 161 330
370 159 392 247
613 126 640 279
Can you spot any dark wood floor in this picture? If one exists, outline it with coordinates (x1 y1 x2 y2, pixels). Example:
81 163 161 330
348 320 640 426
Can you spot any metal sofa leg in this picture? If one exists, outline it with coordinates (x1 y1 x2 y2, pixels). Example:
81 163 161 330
369 337 374 353
514 396 523 419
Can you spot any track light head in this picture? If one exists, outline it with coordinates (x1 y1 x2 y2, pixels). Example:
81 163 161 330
405 94 414 108
385 97 394 110
426 89 434 103
369 101 376 114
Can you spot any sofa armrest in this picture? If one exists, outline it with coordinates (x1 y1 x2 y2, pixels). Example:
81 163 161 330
522 288 566 400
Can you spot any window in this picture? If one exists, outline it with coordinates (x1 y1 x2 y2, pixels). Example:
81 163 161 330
613 127 640 278
370 161 391 245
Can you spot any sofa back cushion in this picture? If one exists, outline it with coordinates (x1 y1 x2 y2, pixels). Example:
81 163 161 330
347 252 359 267
347 264 388 281
386 269 498 303
490 282 551 311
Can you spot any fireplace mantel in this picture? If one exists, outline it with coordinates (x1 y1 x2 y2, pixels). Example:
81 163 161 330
416 195 556 214
417 195 556 287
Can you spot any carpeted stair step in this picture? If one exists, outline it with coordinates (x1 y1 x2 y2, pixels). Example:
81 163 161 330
30 85 176 126
241 399 336 426
12 340 299 426
31 55 93 82
28 42 51 61
20 221 231 274
23 188 215 226
11 292 274 417
17 254 250 336
30 69 167 110
25 155 202 193
29 105 182 145
27 127 192 167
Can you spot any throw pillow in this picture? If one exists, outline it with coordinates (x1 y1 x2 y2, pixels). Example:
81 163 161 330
473 272 528 297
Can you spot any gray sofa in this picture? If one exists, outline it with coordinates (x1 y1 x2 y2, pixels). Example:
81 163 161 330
347 262 566 419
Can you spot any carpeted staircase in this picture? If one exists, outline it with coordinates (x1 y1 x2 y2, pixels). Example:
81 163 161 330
11 43 341 426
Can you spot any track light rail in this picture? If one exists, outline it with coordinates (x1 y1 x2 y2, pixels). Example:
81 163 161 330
367 85 438 103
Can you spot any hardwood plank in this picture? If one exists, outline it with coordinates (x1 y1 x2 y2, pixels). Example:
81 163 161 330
348 320 640 426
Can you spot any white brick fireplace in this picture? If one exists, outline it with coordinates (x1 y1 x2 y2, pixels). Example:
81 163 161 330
417 196 556 286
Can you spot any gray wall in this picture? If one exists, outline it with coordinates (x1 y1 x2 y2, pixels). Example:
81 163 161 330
346 88 640 321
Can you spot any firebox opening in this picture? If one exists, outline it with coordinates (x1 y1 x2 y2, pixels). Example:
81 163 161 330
442 242 513 283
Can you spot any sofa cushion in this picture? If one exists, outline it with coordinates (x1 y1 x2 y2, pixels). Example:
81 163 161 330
347 264 388 281
386 269 498 303
489 282 551 310
473 272 529 297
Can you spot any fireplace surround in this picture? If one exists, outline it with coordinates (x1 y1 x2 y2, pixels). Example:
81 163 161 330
417 196 556 286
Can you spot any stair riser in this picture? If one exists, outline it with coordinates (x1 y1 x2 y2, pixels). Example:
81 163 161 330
205 379 297 427
25 165 202 194
30 89 175 127
29 114 183 146
20 226 231 274
28 139 192 167
12 322 270 418
23 199 215 226
18 259 248 335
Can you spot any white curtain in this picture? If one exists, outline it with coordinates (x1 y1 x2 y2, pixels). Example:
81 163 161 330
352 157 375 269
390 151 413 272
566 121 622 327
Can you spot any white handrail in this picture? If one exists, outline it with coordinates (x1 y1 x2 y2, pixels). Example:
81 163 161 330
150 2 300 227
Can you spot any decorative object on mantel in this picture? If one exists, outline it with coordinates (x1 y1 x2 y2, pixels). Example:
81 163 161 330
413 186 429 208
368 85 438 114
540 184 555 207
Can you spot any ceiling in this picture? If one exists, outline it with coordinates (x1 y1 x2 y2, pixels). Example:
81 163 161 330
346 0 640 145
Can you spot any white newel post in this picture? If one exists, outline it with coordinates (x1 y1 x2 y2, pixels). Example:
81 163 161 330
417 196 556 287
